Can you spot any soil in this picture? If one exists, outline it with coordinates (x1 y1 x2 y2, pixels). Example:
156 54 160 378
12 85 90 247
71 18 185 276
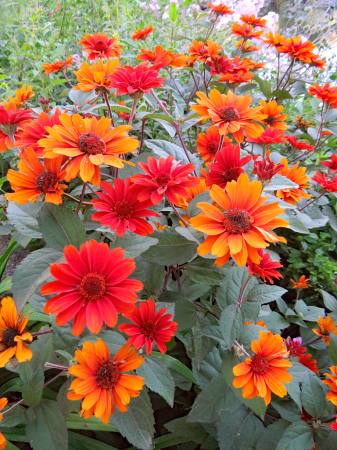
0 234 30 280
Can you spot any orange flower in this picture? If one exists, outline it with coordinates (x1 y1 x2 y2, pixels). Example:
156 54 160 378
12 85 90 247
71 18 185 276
7 148 67 205
277 37 316 62
132 26 154 41
74 59 121 93
42 241 143 335
245 320 267 328
247 249 283 284
0 101 32 152
78 33 123 60
295 115 313 130
298 354 318 373
196 126 231 163
3 84 34 108
189 40 222 63
39 114 138 186
208 3 233 15
323 366 337 405
260 100 288 130
313 317 337 346
190 173 288 267
246 128 287 147
219 71 254 85
0 297 32 367
169 53 187 69
285 135 314 152
275 158 311 205
308 83 337 106
240 15 266 28
191 89 266 141
262 32 286 48
15 108 62 158
231 23 264 40
233 330 292 405
290 275 310 289
0 398 8 449
154 221 167 231
68 340 144 423
310 56 327 71
42 55 74 76
137 45 172 70
235 39 259 52
206 56 232 76
175 178 209 210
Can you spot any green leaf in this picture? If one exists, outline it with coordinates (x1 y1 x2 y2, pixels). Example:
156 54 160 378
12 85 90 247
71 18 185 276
315 427 337 450
0 238 18 280
165 416 208 444
142 228 197 266
220 304 244 348
136 112 175 123
110 232 159 258
66 413 117 431
187 191 212 219
240 325 267 347
301 371 327 419
217 266 257 309
0 405 26 428
216 407 264 450
57 379 80 417
259 310 289 333
110 388 155 450
52 317 80 352
136 356 175 407
271 89 293 100
12 248 64 313
185 257 227 285
256 420 290 450
192 347 222 389
187 375 240 423
263 174 298 191
68 431 119 450
330 333 337 365
25 400 68 450
79 330 126 355
169 3 178 23
151 351 196 383
0 276 12 295
253 75 272 100
318 289 337 312
271 400 301 422
7 202 42 238
246 284 287 304
37 203 86 251
276 421 314 450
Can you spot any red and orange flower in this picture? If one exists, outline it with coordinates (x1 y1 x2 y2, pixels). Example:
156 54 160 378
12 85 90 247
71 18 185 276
205 144 251 188
219 71 254 85
262 32 286 48
3 84 34 108
259 100 288 130
313 317 337 346
136 45 172 70
196 126 231 163
79 33 123 60
285 337 306 357
42 240 143 335
68 339 144 423
191 89 266 141
42 55 74 76
240 15 266 28
231 23 264 40
74 59 121 93
312 172 337 193
6 148 67 205
190 173 288 267
39 114 139 186
322 154 337 172
91 178 160 236
0 101 32 152
132 26 154 41
298 354 318 373
285 135 314 152
290 275 310 290
235 39 259 53
308 83 337 106
253 158 285 182
323 366 337 406
247 249 283 284
206 56 232 76
275 158 311 205
233 330 292 405
208 3 233 15
188 40 222 63
131 155 199 205
0 296 32 367
119 299 177 354
277 37 316 62
0 398 7 449
247 128 286 148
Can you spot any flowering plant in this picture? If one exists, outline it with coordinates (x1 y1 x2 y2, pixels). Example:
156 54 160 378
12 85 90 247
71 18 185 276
0 2 337 450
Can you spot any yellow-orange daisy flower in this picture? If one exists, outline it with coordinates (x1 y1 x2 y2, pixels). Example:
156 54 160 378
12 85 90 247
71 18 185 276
218 71 254 85
313 317 337 346
277 37 316 62
323 366 337 405
74 59 121 93
42 55 74 76
0 398 8 449
39 114 138 186
78 33 123 60
231 23 264 40
174 178 209 210
190 173 288 267
3 85 34 108
235 39 259 52
0 297 32 367
68 340 144 424
6 147 67 204
196 126 231 163
191 89 266 142
290 275 310 289
240 14 266 28
262 32 286 48
208 3 233 15
131 26 154 41
260 100 288 130
188 40 222 63
233 330 292 405
275 158 311 205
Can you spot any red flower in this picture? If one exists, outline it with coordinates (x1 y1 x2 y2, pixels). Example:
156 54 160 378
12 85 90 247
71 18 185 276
285 135 314 152
284 337 306 357
205 144 251 188
132 26 154 41
0 101 32 151
331 417 337 432
109 63 165 98
136 45 172 70
246 128 287 147
42 240 143 336
290 275 310 289
196 126 231 163
118 299 177 354
247 249 283 284
218 71 254 85
206 56 232 76
321 154 337 172
15 108 62 158
208 3 233 15
91 178 160 237
298 354 319 373
42 55 74 76
231 23 264 40
131 155 199 205
78 33 123 60
312 171 337 193
308 83 337 106
253 159 285 182
240 14 267 28
188 40 222 63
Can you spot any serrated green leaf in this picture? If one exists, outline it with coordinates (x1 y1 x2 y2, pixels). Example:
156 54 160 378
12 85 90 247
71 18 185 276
246 284 287 304
301 371 327 419
329 333 337 365
271 89 293 100
220 304 244 348
151 351 196 383
319 289 337 312
185 257 227 285
165 416 208 444
276 421 313 450
7 202 42 238
110 232 159 258
256 419 290 450
217 266 257 309
271 399 301 422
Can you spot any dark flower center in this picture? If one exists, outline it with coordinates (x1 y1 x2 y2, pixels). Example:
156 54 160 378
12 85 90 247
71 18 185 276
223 208 252 234
207 142 218 154
140 320 156 339
222 167 241 183
114 201 133 219
219 106 240 122
96 360 120 389
251 355 269 375
35 172 58 193
94 40 108 52
155 174 171 187
78 132 106 155
79 273 106 300
2 327 19 348
265 116 276 126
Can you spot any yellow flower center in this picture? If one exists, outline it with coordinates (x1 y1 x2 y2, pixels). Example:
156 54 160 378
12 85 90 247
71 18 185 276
79 273 106 300
223 209 252 234
96 360 120 389
78 132 106 155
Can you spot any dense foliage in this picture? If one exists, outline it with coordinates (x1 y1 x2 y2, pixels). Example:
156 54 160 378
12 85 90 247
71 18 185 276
0 1 337 450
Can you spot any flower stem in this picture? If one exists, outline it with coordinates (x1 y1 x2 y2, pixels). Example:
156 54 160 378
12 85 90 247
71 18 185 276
298 192 325 211
61 69 73 88
217 134 224 153
150 88 171 116
168 200 189 227
193 301 220 320
175 125 197 176
75 183 87 215
139 119 147 155
31 330 53 337
238 275 253 305
302 336 322 347
233 340 251 358
103 92 115 127
63 192 92 206
128 98 137 126
292 289 300 310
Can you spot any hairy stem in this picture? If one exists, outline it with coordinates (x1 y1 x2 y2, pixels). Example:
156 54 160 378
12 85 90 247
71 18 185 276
75 183 87 215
